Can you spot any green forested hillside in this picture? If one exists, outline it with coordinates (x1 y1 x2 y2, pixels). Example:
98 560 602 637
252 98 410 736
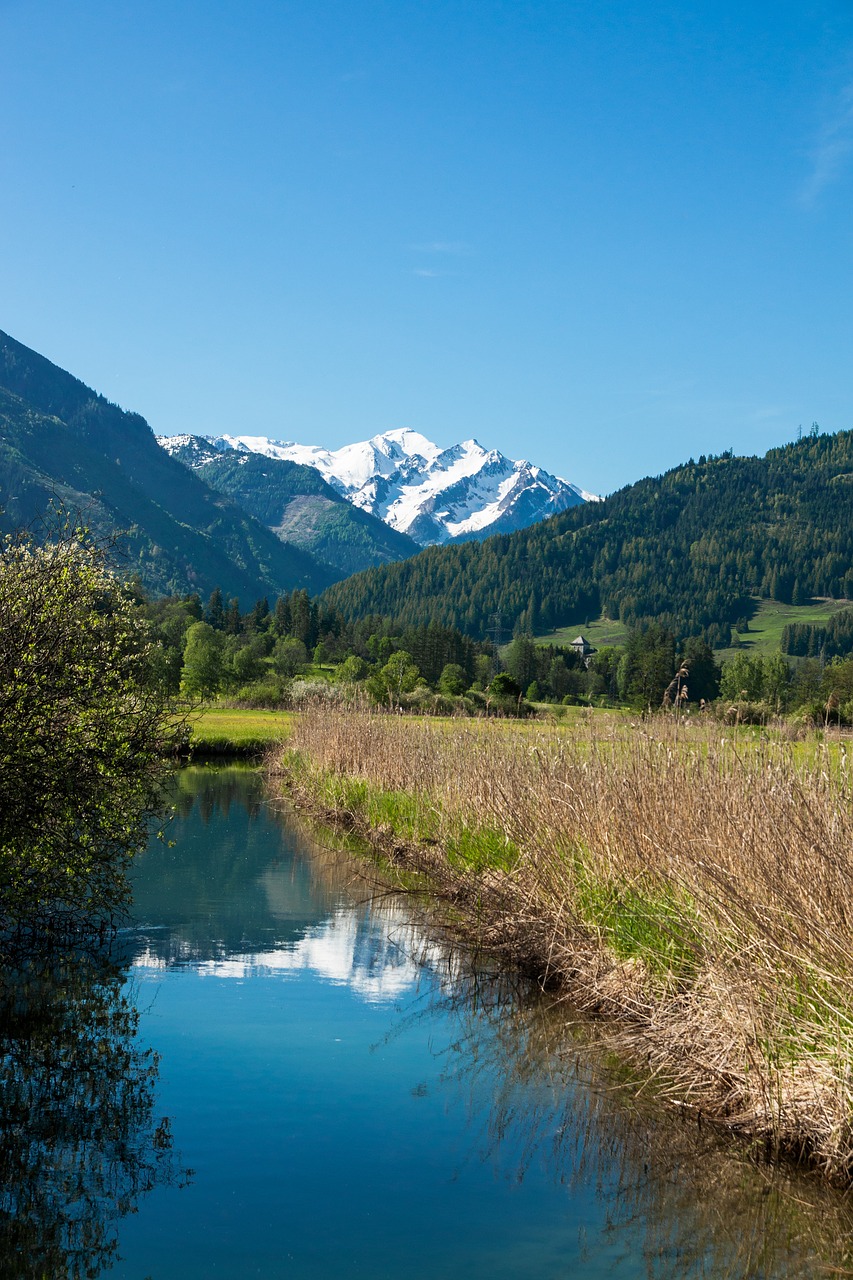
0 332 334 602
323 432 853 644
178 449 420 577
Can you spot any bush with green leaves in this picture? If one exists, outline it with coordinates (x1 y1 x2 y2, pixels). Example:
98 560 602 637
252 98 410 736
366 650 423 707
719 651 790 710
437 662 467 696
0 527 184 933
272 635 309 678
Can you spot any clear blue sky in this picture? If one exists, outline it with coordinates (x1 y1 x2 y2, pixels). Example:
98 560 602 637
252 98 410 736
2 0 853 495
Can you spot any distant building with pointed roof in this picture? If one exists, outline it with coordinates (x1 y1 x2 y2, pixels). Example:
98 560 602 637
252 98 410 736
570 634 596 663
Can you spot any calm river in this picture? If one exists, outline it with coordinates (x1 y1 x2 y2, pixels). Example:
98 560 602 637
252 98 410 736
5 766 853 1278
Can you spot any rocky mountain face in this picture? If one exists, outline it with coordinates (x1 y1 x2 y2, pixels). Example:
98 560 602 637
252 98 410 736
158 428 595 546
160 434 420 576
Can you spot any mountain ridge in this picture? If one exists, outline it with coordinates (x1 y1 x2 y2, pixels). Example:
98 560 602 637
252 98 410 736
0 330 335 602
162 427 594 545
161 433 421 576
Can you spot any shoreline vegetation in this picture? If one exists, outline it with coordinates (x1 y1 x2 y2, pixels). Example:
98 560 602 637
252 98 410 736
269 705 853 1185
0 525 185 940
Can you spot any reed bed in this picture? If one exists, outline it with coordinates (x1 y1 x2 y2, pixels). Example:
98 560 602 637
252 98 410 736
271 708 853 1181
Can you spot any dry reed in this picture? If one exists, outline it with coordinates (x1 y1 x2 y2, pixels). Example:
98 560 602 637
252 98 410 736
271 707 853 1181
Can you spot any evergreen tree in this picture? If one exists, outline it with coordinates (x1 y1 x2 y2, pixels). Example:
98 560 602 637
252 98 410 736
205 587 225 629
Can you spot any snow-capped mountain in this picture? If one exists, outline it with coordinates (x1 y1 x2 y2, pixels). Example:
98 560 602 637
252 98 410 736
158 428 596 546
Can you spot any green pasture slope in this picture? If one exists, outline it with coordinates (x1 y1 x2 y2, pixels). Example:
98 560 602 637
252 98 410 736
717 597 852 662
535 598 853 661
534 617 629 650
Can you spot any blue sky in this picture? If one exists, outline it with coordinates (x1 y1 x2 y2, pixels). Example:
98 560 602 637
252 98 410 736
2 0 853 495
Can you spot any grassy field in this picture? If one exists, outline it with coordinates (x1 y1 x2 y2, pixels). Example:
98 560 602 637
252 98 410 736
716 597 853 661
187 708 293 757
535 597 853 661
273 707 853 1183
533 616 629 649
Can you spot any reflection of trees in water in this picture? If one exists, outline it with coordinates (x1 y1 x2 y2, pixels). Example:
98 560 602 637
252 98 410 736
421 971 853 1279
0 944 187 1280
171 765 263 824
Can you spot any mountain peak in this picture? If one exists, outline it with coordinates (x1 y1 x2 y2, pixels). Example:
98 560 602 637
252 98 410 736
368 428 442 468
159 428 593 546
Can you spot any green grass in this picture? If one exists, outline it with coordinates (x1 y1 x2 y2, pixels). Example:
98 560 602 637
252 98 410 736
533 616 629 649
445 825 520 872
715 597 853 662
286 754 519 874
575 874 702 981
188 708 293 757
534 598 853 662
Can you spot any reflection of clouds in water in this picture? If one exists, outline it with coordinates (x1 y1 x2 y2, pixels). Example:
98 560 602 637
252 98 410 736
134 905 449 1003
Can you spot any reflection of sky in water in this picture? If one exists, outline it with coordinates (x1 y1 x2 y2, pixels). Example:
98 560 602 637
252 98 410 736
133 904 449 1003
110 769 853 1280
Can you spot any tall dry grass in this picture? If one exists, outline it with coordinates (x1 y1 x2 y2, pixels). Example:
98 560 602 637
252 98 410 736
272 707 853 1180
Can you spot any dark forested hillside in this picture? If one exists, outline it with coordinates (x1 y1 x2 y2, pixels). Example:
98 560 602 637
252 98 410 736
323 431 853 644
0 331 334 602
166 445 419 577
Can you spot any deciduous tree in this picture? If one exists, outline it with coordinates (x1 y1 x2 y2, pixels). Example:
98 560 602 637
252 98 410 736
0 526 184 931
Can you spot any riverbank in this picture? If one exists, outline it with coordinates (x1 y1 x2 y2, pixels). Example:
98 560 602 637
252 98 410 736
269 707 853 1184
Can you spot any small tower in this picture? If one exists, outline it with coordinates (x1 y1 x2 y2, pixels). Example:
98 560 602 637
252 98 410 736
570 634 596 667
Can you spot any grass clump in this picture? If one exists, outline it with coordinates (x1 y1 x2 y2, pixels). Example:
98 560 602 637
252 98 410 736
445 826 520 873
574 873 702 982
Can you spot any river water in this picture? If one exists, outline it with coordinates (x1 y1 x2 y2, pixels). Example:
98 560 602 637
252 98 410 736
4 766 853 1278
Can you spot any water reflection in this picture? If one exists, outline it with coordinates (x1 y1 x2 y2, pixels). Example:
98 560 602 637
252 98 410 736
118 767 853 1278
0 945 185 1279
128 766 448 1002
422 972 853 1279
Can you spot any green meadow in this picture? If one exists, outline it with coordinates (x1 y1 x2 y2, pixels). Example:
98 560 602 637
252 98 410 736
535 597 853 661
187 708 293 757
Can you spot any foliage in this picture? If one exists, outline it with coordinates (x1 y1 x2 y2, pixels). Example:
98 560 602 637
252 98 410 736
782 606 853 661
616 623 676 707
489 672 522 700
337 654 370 682
0 526 183 931
180 621 225 697
366 650 422 707
719 651 791 709
272 635 309 677
437 662 467 695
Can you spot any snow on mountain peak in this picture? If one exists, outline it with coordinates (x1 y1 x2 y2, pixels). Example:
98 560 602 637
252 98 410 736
372 427 439 461
157 427 594 546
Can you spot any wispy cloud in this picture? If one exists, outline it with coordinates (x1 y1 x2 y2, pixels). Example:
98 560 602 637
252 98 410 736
410 240 470 255
412 267 441 278
748 405 788 423
800 83 853 206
